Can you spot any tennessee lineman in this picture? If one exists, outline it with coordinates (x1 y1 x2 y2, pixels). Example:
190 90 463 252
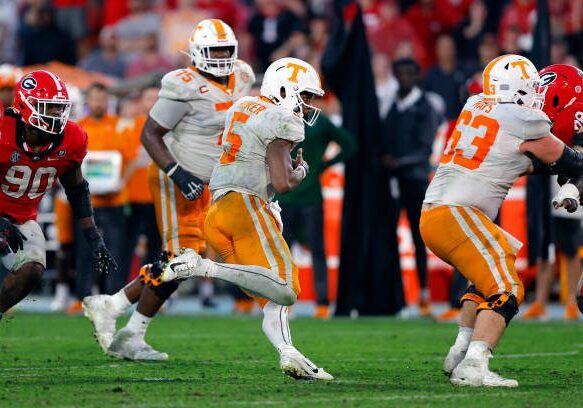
82 19 254 360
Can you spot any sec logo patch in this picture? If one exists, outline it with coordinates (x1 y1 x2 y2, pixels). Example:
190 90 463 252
10 151 20 163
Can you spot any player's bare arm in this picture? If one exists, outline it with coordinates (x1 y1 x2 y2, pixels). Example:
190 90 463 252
267 140 308 193
59 165 117 275
140 117 174 170
141 115 204 200
521 134 583 178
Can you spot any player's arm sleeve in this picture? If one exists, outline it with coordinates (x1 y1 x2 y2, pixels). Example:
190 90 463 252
59 164 93 219
149 97 190 130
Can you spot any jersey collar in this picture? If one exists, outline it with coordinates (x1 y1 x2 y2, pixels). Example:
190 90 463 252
193 67 236 96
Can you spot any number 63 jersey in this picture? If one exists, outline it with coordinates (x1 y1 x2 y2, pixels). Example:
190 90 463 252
424 94 551 220
0 110 87 224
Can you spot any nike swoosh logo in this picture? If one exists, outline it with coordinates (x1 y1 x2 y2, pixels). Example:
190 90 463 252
170 262 186 273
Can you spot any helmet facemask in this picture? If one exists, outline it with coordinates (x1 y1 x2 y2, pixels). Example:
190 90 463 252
22 92 71 134
271 87 322 127
512 77 547 110
298 91 321 127
193 45 237 77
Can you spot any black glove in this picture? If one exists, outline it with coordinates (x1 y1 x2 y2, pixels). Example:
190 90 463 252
82 226 118 275
0 216 26 255
164 162 204 200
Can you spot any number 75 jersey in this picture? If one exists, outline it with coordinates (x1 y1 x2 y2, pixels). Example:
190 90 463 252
424 94 551 220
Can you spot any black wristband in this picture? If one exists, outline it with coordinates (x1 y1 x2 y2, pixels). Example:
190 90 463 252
527 153 553 175
552 145 583 178
82 225 105 252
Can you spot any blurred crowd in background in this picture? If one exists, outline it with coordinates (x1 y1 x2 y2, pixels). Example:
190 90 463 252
0 0 582 319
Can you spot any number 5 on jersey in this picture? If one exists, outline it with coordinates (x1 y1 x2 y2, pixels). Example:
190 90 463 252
441 110 500 170
220 112 249 164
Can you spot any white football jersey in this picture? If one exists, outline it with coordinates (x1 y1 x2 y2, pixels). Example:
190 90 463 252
158 60 254 182
424 94 551 219
210 96 304 202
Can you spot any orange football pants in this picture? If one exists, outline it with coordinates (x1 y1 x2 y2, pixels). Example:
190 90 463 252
148 162 210 254
420 205 524 304
205 191 300 308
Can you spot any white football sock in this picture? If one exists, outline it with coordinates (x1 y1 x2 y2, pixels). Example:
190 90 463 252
110 289 132 317
465 340 491 359
453 326 473 350
262 301 292 351
197 259 297 306
125 311 151 337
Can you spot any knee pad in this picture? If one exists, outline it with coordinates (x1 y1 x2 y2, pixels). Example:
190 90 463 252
151 280 179 300
476 292 519 326
276 287 297 306
460 285 486 306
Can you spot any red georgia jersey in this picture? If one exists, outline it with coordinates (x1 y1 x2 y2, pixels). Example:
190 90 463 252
552 101 583 146
0 110 87 224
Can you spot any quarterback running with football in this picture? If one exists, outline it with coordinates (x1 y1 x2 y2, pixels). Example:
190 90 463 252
421 54 583 387
147 57 333 380
0 70 117 322
82 19 255 360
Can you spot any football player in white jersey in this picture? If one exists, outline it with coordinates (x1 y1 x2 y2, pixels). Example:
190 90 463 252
146 57 333 380
421 54 583 387
82 19 255 360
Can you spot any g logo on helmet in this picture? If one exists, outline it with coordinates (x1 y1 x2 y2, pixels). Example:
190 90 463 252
540 72 557 87
21 76 37 91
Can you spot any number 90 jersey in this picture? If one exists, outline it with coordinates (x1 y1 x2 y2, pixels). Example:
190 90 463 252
210 96 304 202
424 94 551 219
0 110 87 224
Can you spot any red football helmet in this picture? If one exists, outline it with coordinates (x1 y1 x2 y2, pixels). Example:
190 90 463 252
13 70 72 135
539 64 583 122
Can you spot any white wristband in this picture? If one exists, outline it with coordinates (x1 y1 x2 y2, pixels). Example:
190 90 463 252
165 163 179 177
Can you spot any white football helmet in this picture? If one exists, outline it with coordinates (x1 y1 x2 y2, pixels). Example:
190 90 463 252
188 19 238 77
482 54 546 110
260 57 325 126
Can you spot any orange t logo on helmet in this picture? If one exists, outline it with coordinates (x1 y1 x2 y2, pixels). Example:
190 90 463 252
211 19 227 41
510 60 531 79
286 63 308 83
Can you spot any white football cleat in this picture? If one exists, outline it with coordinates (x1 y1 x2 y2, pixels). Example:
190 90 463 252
443 345 467 376
82 295 118 352
450 357 518 388
162 248 211 282
279 345 333 381
107 327 168 361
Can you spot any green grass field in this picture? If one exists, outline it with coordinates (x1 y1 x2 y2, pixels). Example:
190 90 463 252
1 314 582 407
